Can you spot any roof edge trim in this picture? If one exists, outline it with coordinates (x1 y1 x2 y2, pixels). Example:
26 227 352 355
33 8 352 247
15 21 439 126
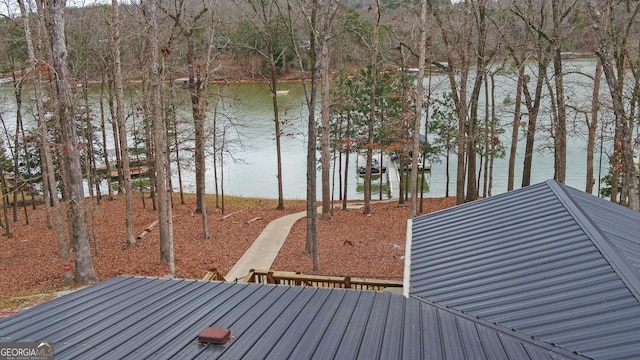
403 218 413 297
547 180 640 303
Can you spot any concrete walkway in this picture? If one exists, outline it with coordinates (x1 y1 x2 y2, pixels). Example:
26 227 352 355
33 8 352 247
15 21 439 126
225 211 307 282
225 203 364 282
386 157 400 199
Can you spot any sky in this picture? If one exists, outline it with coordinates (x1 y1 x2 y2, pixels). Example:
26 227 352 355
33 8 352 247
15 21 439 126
1 0 123 17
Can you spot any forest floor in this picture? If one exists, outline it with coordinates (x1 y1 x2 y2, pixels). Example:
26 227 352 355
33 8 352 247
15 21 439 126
0 193 455 316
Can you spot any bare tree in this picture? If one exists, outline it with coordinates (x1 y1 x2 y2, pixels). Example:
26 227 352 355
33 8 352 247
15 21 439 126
111 0 136 245
233 0 289 211
587 0 640 210
464 0 494 202
287 0 339 270
99 71 114 201
363 0 381 215
429 0 473 204
507 56 525 191
319 1 333 220
160 0 211 238
549 0 574 183
145 0 175 274
509 0 554 188
564 60 604 195
493 2 528 191
44 0 97 284
410 0 427 217
586 59 602 194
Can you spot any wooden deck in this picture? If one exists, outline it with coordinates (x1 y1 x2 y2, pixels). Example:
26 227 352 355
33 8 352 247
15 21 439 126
241 269 402 291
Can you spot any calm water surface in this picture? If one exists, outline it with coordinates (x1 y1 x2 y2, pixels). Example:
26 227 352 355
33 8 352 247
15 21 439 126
0 58 615 200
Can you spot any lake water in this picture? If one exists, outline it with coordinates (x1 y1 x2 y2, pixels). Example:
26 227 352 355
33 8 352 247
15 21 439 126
0 58 616 200
195 58 612 199
423 57 613 198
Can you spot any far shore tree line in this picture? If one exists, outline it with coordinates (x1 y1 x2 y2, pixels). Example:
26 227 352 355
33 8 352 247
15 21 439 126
0 0 638 284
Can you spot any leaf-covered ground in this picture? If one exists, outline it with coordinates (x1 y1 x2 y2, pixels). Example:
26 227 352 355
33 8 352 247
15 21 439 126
273 198 456 279
0 194 455 315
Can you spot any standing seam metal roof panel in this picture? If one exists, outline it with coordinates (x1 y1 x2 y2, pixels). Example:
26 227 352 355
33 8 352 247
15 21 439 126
334 286 376 359
217 285 313 360
288 288 347 359
357 291 391 359
409 180 640 360
129 280 248 360
0 276 585 360
379 294 407 360
0 276 163 342
265 287 333 359
63 278 222 359
561 185 640 293
162 283 281 359
310 290 363 360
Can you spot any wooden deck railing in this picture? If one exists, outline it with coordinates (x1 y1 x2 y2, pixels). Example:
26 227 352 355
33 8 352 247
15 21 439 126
202 267 225 281
243 269 402 291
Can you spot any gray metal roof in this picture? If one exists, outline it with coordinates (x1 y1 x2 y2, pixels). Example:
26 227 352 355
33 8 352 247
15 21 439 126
0 276 583 359
409 179 640 360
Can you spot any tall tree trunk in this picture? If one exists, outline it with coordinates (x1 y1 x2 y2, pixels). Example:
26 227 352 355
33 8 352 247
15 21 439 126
213 102 220 209
610 124 621 203
111 0 136 245
100 71 114 201
522 58 548 187
0 164 11 236
21 0 71 284
482 72 490 198
465 0 488 202
165 72 185 206
82 78 99 255
159 1 210 237
270 61 285 211
342 113 352 210
293 0 339 270
220 128 226 215
139 80 155 210
305 19 319 269
190 52 210 238
419 73 433 213
106 75 123 191
410 0 427 217
287 0 320 271
488 72 497 197
82 77 101 205
173 107 185 205
146 0 175 273
398 159 405 205
364 0 380 215
11 76 23 223
588 0 640 210
587 59 602 194
511 0 554 188
430 0 470 205
320 25 332 219
551 0 567 183
45 0 98 284
508 63 524 191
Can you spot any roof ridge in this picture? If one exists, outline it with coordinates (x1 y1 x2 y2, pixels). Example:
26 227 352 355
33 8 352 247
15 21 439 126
546 180 640 304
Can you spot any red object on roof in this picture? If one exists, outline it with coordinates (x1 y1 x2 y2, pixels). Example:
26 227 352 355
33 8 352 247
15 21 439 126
197 327 231 344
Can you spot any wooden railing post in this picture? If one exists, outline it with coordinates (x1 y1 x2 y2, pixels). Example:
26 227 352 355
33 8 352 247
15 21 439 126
242 269 256 283
237 269 402 290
